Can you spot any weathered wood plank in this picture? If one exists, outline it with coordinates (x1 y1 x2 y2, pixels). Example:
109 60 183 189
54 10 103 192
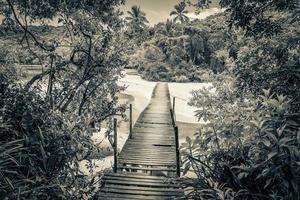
100 187 182 197
118 166 176 172
104 172 169 180
99 83 183 198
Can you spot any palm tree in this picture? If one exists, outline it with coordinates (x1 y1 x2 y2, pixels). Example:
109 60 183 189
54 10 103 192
126 5 149 33
164 19 173 36
170 2 189 23
156 19 174 36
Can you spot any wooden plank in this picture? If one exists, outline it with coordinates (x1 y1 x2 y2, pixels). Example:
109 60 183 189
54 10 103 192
119 160 176 165
104 172 170 180
119 151 175 155
119 158 176 162
104 184 182 193
103 180 177 189
120 148 175 151
103 179 175 188
123 140 175 143
122 146 175 150
119 153 175 156
118 155 176 159
102 176 173 184
118 166 176 172
119 155 175 159
100 187 182 196
99 83 184 199
97 192 168 200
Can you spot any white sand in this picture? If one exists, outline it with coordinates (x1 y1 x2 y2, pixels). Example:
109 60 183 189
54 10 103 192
168 82 211 123
118 74 157 123
119 73 212 124
80 127 128 175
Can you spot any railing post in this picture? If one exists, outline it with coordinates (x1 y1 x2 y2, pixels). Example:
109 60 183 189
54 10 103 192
129 104 133 139
172 97 176 122
174 126 180 177
113 118 118 173
170 109 175 127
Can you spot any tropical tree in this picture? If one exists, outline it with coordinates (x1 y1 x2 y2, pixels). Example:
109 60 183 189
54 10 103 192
155 19 174 37
126 5 149 33
179 1 300 199
0 3 19 33
164 19 174 36
0 0 126 199
170 2 190 23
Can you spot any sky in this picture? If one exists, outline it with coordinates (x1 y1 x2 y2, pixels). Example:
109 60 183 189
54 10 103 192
120 0 221 26
0 1 221 27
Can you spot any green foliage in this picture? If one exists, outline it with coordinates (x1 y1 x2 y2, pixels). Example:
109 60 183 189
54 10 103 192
233 28 300 101
126 12 234 82
182 84 300 199
123 5 151 46
0 68 101 199
128 42 215 82
170 2 190 23
2 0 125 21
126 5 149 33
220 0 299 36
0 0 127 199
179 2 300 199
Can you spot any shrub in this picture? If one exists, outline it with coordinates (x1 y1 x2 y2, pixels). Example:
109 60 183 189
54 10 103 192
175 75 189 82
181 82 300 199
0 67 100 199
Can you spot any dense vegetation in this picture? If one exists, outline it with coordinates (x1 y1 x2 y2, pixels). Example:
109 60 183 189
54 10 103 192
0 0 126 199
177 0 300 199
125 5 235 82
0 0 299 199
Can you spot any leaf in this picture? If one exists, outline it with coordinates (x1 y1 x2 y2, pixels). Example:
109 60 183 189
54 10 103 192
267 151 277 161
5 177 15 191
262 88 271 98
238 172 248 180
40 143 47 171
261 138 271 147
264 178 272 189
277 124 286 137
182 162 191 175
279 137 294 145
186 136 192 144
267 133 278 143
249 120 259 128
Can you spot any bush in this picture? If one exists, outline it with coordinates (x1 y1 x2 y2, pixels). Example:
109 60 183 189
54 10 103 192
181 81 300 199
175 75 189 82
0 67 100 199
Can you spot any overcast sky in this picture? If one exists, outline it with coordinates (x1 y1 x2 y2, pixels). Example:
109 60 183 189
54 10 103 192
0 1 221 27
120 0 221 26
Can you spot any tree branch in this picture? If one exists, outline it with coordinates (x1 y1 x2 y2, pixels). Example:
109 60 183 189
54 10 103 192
6 0 55 52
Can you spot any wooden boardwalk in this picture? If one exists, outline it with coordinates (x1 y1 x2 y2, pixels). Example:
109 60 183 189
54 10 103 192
98 83 184 199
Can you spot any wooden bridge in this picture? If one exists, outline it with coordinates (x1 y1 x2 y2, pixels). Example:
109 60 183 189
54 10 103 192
97 83 184 199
